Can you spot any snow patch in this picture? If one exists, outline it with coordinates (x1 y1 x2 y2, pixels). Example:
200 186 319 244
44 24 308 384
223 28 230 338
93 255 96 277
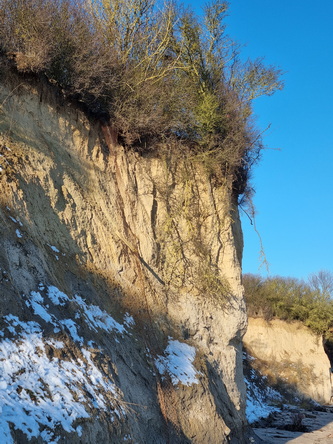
76 426 83 437
245 377 281 423
9 216 23 227
73 294 125 334
60 319 83 344
4 315 41 336
47 286 68 306
243 353 282 424
124 313 135 327
0 316 123 443
155 339 199 386
0 284 134 441
26 292 57 326
46 338 64 349
25 286 127 338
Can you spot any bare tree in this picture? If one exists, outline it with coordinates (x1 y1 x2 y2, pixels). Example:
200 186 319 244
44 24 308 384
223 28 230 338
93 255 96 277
308 270 333 299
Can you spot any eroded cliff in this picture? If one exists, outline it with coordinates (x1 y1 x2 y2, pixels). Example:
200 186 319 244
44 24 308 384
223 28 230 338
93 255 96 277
0 69 251 442
244 317 332 404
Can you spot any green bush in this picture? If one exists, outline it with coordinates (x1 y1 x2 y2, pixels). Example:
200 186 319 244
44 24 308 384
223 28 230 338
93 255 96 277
243 272 333 337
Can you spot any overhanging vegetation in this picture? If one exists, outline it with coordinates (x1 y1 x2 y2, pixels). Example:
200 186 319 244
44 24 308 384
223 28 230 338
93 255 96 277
0 0 283 196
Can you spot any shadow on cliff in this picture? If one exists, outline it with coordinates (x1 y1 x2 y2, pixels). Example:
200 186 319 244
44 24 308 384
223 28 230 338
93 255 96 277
206 361 249 443
0 199 191 443
0 176 249 443
243 344 332 408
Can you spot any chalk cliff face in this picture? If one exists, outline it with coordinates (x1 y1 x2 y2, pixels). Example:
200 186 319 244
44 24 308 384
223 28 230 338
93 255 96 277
0 70 250 442
244 317 332 404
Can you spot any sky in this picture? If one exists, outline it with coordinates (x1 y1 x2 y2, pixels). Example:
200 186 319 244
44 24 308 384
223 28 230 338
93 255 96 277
186 0 333 280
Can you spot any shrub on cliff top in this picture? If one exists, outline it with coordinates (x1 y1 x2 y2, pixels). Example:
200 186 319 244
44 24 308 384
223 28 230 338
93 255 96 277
243 271 333 336
0 0 283 195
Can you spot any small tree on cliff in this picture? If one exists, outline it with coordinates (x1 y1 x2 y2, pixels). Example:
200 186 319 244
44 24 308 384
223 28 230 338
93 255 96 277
308 270 333 300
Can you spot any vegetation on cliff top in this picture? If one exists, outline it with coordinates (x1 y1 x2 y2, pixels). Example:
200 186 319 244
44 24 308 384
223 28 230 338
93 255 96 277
243 271 333 337
0 0 283 196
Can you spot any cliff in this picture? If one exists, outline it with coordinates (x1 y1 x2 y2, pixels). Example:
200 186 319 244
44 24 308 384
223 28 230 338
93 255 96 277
244 317 332 404
0 68 251 442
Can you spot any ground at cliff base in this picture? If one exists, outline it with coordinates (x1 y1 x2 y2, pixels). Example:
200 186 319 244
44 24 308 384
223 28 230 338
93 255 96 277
244 350 333 443
253 406 333 443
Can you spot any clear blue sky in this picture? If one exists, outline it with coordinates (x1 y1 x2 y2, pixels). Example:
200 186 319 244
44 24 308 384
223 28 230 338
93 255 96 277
186 0 333 280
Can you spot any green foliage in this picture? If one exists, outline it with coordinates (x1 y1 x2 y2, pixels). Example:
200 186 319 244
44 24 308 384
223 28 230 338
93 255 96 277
196 262 231 302
243 272 333 336
0 0 283 194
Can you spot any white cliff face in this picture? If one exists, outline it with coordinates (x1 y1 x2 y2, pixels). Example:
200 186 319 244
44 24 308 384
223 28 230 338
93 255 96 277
244 317 332 404
0 70 249 442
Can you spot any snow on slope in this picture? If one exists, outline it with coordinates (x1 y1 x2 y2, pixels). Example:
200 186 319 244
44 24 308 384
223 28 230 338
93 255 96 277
243 353 282 424
155 339 199 386
0 282 199 443
245 375 282 424
27 285 126 338
0 285 129 443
